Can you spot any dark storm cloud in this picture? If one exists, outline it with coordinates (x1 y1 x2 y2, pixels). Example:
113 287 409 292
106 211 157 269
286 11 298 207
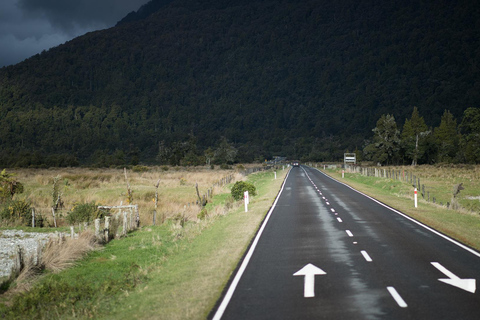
0 0 150 67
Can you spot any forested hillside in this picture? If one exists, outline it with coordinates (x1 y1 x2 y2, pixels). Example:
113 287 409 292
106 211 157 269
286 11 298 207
1 0 479 167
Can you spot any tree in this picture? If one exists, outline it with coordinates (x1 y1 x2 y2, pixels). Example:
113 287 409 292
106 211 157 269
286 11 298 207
434 110 460 163
401 107 430 165
363 114 400 165
460 107 480 163
214 137 238 165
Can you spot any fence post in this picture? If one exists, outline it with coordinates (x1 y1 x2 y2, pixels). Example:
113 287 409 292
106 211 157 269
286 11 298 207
95 219 101 239
105 217 110 242
123 211 128 236
32 208 35 228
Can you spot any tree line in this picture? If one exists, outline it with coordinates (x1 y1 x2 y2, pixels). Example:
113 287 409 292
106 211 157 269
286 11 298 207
363 107 480 165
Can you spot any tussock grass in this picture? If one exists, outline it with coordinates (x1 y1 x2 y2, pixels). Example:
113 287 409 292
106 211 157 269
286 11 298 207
7 166 240 227
5 230 99 297
41 230 98 273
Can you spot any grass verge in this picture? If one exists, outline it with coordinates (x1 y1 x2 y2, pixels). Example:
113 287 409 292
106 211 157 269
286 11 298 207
323 167 480 251
0 168 287 319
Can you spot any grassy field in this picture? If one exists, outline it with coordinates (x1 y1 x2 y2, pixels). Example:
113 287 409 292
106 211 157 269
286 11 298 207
323 164 480 251
0 166 288 319
3 166 245 228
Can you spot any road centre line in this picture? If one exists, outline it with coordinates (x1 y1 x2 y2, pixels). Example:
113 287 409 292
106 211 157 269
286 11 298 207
387 287 408 308
330 208 335 212
346 230 353 237
361 250 373 262
337 217 343 223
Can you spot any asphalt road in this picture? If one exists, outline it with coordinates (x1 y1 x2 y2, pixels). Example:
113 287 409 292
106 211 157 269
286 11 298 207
211 165 480 320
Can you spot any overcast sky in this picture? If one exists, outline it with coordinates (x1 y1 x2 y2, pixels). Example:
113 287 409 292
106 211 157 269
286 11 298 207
0 0 151 68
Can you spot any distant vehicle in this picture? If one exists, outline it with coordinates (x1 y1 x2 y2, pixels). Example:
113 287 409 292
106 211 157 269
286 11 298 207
292 161 299 167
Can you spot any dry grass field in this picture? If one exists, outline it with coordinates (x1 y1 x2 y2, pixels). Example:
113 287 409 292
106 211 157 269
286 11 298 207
7 166 245 227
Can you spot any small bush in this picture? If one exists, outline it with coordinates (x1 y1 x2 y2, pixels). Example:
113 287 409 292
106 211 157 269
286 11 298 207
231 181 256 201
66 202 104 225
132 165 149 173
0 199 33 226
197 208 208 220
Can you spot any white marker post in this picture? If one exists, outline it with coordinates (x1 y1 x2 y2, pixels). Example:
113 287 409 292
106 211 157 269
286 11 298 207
414 188 418 208
274 171 277 179
244 190 249 212
342 170 345 178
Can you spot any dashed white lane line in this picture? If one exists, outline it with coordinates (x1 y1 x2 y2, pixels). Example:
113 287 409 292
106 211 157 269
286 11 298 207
361 250 373 262
337 217 343 223
330 208 335 213
346 230 353 237
387 287 408 308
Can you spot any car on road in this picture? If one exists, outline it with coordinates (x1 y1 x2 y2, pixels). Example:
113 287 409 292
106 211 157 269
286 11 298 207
292 161 299 167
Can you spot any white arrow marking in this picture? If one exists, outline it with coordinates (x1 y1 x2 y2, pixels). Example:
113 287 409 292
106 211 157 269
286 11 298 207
293 263 326 298
431 262 476 293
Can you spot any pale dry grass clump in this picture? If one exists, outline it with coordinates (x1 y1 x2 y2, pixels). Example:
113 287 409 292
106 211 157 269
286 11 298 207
41 230 98 273
10 230 99 294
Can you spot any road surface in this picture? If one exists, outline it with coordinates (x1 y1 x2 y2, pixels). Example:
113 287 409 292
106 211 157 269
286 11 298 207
211 165 480 319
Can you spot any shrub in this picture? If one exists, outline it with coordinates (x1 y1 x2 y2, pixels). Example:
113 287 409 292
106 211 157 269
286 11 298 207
0 199 33 226
231 181 256 201
132 165 149 173
66 202 104 225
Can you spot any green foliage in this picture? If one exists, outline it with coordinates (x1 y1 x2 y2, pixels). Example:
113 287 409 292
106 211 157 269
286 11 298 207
132 165 150 173
0 169 24 203
434 110 460 163
401 107 430 165
0 1 480 165
66 202 104 225
197 208 208 220
231 181 257 201
0 199 33 226
363 114 401 165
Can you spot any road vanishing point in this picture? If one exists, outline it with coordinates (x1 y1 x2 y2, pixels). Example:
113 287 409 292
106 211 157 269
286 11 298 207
211 165 480 319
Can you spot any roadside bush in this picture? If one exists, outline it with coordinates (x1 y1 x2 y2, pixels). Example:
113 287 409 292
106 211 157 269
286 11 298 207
66 202 104 225
231 181 256 201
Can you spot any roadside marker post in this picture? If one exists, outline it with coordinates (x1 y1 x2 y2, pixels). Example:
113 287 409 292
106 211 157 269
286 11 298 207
244 191 249 212
414 188 418 208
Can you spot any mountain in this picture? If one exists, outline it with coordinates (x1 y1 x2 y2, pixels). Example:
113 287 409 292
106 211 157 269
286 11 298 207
0 0 479 167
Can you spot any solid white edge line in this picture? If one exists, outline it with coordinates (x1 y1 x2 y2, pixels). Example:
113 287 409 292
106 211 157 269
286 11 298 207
361 250 373 262
387 286 408 308
212 169 291 320
312 168 480 258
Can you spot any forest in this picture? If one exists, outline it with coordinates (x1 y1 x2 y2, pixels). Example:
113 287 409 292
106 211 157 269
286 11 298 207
0 0 479 167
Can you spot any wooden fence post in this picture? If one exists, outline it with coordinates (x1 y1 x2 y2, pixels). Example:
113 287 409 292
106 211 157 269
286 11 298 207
105 216 110 242
123 211 128 236
32 208 35 228
95 219 101 239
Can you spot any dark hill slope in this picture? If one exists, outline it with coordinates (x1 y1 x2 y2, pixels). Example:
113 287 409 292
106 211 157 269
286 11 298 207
0 0 479 165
